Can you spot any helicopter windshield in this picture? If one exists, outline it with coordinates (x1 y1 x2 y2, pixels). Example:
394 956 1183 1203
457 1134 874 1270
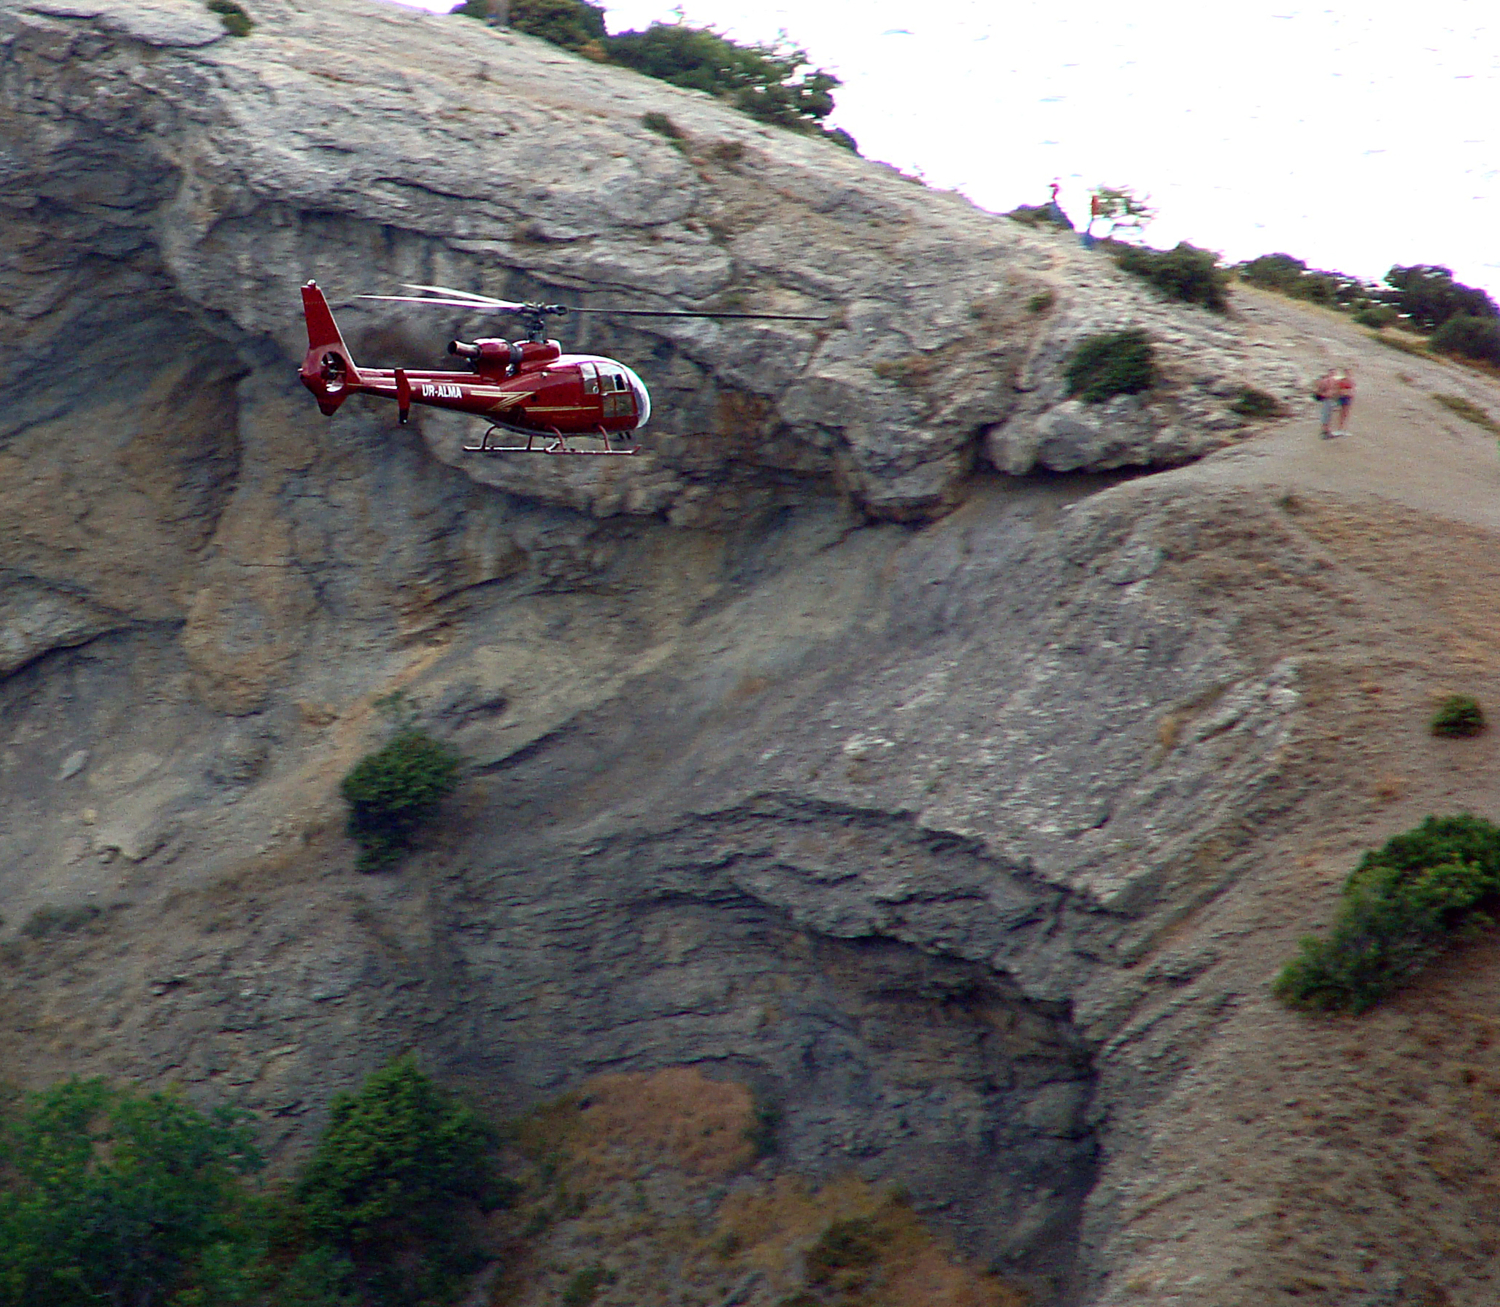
618 363 649 428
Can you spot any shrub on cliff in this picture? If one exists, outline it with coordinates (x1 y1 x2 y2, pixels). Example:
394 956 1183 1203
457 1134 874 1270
1229 386 1283 420
1064 329 1155 403
1273 814 1500 1013
1431 694 1486 738
341 729 462 870
506 0 608 55
1006 202 1073 231
294 1059 506 1305
607 22 842 139
1109 242 1228 312
455 0 849 144
1429 314 1500 365
0 1078 263 1306
205 0 253 37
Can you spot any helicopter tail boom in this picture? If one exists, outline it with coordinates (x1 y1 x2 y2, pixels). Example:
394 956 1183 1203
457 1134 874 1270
299 281 361 416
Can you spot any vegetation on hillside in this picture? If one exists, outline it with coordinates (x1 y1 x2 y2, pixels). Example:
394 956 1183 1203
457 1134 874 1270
1274 814 1500 1014
1005 202 1073 231
1235 252 1374 309
341 725 462 871
0 1079 263 1306
0 1064 1024 1306
1107 241 1229 311
454 0 853 148
1064 329 1156 403
1431 694 1486 738
1382 264 1498 332
1234 254 1500 366
0 1062 506 1307
205 0 253 37
1430 314 1500 365
1431 393 1500 434
294 1059 507 1306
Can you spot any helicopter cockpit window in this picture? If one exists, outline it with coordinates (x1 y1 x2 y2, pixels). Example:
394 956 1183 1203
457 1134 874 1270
603 390 637 418
580 362 599 394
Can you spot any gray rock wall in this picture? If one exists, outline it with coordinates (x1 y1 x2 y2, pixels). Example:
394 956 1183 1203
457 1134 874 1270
3 0 1301 525
0 1 1324 1302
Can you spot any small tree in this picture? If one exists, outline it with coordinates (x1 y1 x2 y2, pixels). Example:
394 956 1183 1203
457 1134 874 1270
506 0 606 55
294 1059 503 1304
1086 184 1156 240
341 728 462 871
1273 814 1500 1013
1380 265 1498 333
0 1079 263 1307
607 21 841 136
1429 315 1500 366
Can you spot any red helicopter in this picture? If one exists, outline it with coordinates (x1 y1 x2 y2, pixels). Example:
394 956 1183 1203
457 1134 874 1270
298 282 824 456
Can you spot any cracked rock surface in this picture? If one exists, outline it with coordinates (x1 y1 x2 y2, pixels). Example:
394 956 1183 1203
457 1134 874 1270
10 1 1500 1304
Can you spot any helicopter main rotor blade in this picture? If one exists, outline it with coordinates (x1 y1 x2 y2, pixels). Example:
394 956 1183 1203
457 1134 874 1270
357 294 533 312
560 307 826 322
359 290 824 323
400 283 522 308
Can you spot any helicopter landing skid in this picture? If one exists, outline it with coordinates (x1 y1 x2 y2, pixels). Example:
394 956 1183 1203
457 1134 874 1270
463 425 641 457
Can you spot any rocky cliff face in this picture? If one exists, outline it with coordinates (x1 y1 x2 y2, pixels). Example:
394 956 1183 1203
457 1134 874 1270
7 1 1486 1304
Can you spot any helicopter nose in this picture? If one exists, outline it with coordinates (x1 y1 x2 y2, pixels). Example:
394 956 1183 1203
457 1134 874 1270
620 364 650 428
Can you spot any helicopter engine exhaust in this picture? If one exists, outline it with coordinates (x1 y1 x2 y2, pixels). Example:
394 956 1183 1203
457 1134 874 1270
449 338 525 375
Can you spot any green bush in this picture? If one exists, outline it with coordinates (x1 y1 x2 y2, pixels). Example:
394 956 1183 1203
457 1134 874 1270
1353 304 1399 329
1064 329 1155 403
1026 289 1056 313
341 730 462 870
476 0 607 53
1432 694 1486 737
205 0 253 37
1234 253 1374 309
1229 386 1284 420
456 1 850 144
607 22 840 137
0 1079 263 1307
1381 264 1498 333
561 1264 616 1306
295 1059 505 1305
1429 314 1500 365
21 903 103 939
1109 241 1228 311
744 1096 782 1158
0 1067 512 1307
1273 814 1500 1013
1007 203 1072 231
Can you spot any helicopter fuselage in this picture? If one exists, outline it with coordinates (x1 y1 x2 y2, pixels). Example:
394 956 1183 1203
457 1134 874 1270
297 283 650 440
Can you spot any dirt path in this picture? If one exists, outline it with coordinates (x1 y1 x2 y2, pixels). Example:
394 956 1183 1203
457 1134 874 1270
1178 286 1500 524
1086 289 1500 1307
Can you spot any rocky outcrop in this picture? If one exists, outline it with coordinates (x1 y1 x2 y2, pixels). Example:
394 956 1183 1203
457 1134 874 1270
2 0 1299 528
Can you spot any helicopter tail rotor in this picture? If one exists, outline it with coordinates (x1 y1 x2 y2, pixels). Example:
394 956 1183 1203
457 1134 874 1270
299 281 361 415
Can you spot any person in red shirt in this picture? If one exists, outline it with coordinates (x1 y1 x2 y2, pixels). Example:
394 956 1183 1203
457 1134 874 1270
1314 368 1354 437
1329 367 1354 435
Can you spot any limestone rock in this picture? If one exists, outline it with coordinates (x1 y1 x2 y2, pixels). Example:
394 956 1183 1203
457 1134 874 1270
1 0 1297 531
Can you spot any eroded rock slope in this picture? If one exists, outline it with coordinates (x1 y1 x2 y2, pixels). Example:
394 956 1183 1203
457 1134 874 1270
11 1 1500 1304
